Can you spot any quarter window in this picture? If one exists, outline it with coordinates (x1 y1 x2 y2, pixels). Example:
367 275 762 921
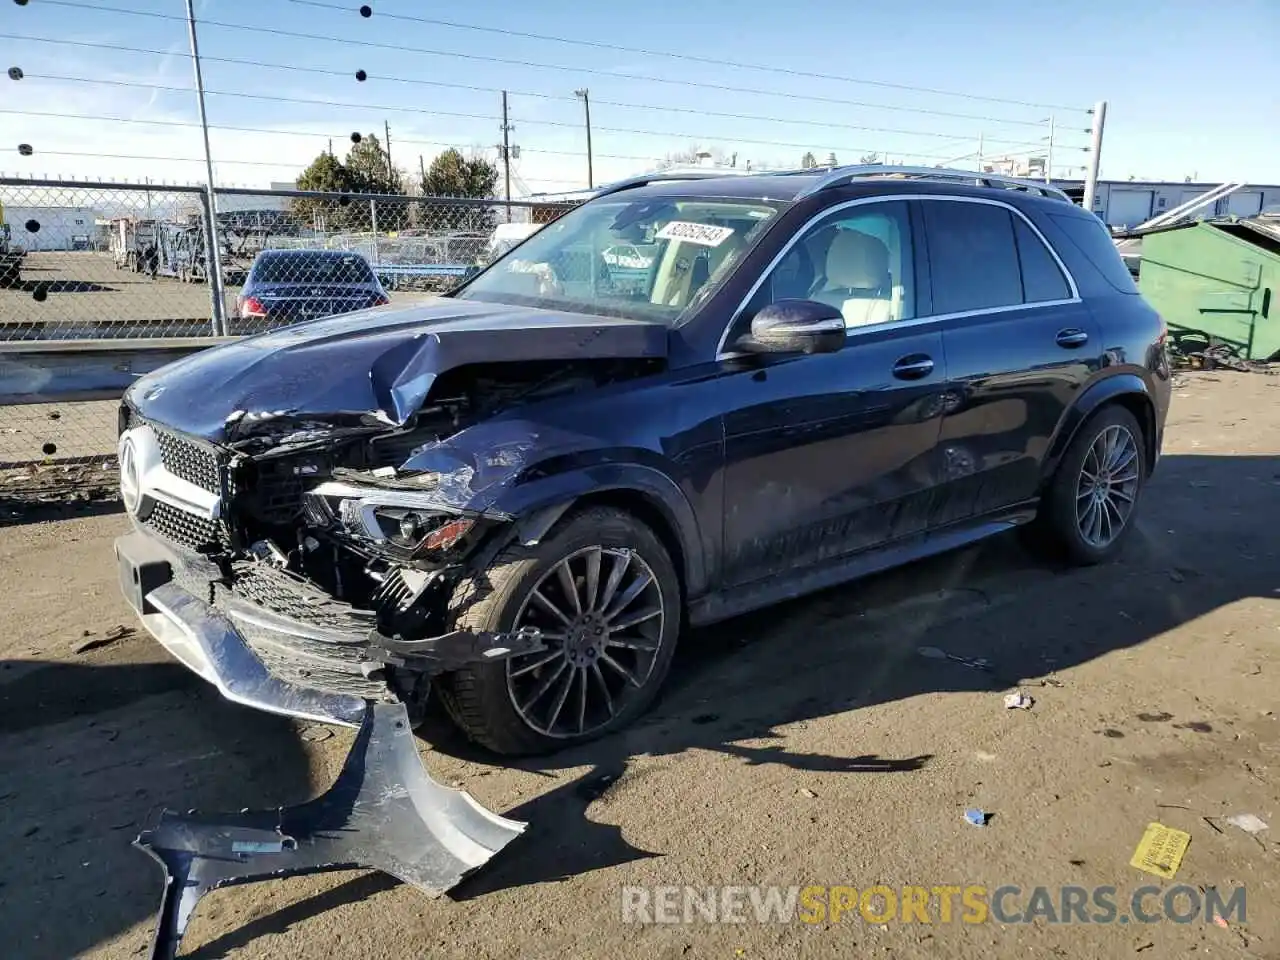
922 200 1022 313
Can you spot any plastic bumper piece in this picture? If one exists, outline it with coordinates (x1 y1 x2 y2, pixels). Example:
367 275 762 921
134 701 526 960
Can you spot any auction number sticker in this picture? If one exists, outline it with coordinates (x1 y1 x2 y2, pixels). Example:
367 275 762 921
655 221 736 247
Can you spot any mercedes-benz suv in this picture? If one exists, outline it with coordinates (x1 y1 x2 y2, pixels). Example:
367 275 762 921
115 165 1171 756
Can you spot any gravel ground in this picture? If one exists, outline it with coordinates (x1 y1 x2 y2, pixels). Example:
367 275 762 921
1 371 1277 960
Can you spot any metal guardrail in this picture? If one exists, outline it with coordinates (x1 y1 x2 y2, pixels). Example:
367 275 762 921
0 338 222 405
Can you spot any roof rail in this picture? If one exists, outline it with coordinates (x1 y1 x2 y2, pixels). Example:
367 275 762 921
590 168 754 199
794 164 1072 202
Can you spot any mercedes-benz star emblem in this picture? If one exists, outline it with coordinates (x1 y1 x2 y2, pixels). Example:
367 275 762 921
119 435 141 516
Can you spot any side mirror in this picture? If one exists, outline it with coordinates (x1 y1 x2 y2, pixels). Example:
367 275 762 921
739 299 846 355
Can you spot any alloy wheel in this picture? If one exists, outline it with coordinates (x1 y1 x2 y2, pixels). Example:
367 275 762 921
506 546 666 739
1075 424 1141 549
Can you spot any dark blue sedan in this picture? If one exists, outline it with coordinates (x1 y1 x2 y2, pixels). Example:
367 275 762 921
235 249 390 325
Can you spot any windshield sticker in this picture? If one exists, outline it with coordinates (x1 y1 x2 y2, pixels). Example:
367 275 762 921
655 221 736 247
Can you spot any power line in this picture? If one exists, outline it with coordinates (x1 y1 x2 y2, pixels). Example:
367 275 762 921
6 34 1091 144
26 0 1076 129
5 148 307 168
287 0 1091 114
0 109 669 163
19 74 1062 160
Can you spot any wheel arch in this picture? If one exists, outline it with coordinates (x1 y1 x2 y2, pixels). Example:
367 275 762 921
1040 373 1157 489
486 465 708 602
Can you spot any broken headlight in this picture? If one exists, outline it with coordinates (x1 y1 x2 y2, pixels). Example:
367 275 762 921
357 504 475 555
305 482 475 560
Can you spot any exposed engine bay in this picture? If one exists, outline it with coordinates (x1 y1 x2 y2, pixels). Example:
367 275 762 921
128 357 659 708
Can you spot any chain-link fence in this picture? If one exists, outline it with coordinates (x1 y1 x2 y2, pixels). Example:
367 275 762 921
0 176 579 500
0 179 220 341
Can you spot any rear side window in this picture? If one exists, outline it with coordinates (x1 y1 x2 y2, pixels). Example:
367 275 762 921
254 254 375 284
1013 217 1072 302
1048 213 1139 294
922 200 1021 313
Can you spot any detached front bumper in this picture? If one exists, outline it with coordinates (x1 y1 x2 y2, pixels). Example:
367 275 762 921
115 528 541 726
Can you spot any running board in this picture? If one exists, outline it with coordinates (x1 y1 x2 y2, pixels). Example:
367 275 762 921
134 702 526 960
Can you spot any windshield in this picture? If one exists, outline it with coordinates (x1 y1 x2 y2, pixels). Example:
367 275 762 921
456 197 783 323
254 253 375 285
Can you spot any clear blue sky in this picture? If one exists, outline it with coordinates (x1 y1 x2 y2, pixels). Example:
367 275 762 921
2 0 1277 190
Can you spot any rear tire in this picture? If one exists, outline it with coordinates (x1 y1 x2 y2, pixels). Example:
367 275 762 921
1035 405 1146 565
437 506 681 756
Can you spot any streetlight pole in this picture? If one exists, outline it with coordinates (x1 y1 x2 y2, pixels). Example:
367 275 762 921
575 88 594 189
184 0 226 335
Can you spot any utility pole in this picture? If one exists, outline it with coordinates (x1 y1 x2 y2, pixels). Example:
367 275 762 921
419 154 426 185
1045 115 1055 184
976 132 984 172
384 120 393 180
574 88 593 189
1082 101 1108 214
184 0 226 336
328 138 333 158
500 91 513 216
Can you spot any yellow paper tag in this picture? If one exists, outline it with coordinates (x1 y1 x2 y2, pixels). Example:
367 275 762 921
1130 822 1191 879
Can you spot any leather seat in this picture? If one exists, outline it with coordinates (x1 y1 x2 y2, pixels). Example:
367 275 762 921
809 229 894 327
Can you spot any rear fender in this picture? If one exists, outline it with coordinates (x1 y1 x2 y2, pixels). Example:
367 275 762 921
1040 373 1155 486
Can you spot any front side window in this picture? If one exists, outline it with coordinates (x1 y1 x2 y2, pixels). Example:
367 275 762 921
922 200 1022 314
455 197 782 324
741 200 916 335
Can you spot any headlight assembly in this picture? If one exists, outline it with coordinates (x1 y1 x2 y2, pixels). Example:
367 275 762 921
306 481 476 560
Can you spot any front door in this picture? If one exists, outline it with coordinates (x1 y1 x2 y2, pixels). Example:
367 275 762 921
919 198 1103 526
718 199 950 588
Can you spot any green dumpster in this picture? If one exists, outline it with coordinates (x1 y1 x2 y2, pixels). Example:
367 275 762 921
1138 218 1280 361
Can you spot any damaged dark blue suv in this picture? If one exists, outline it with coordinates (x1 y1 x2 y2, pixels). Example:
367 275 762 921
116 165 1171 757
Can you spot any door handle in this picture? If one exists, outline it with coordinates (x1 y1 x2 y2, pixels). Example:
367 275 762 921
1056 328 1089 348
892 355 935 380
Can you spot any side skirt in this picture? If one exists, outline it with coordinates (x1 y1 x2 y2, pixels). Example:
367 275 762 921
688 502 1038 627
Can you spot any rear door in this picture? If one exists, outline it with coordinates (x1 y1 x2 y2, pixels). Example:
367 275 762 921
922 197 1101 526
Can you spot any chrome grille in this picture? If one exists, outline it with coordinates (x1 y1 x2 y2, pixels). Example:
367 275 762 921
154 428 222 494
146 501 224 552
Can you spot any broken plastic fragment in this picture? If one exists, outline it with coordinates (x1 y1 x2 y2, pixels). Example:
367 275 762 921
135 702 525 960
1225 813 1268 835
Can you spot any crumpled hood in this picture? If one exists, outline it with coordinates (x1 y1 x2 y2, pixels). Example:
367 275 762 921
125 297 668 443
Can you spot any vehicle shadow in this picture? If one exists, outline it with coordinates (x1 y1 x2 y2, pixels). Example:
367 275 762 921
427 452 1280 891
15 279 117 294
0 659 315 960
0 496 124 527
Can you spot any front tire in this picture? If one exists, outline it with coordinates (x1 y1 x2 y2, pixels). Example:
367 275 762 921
1037 405 1146 565
438 506 681 756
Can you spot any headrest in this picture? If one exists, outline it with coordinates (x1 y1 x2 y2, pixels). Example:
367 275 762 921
824 229 890 291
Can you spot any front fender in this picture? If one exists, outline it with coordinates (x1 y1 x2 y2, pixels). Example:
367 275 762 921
1041 373 1154 484
398 419 708 597
489 461 709 599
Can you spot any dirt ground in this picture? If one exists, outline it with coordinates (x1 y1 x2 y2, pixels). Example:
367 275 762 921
1 372 1277 960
